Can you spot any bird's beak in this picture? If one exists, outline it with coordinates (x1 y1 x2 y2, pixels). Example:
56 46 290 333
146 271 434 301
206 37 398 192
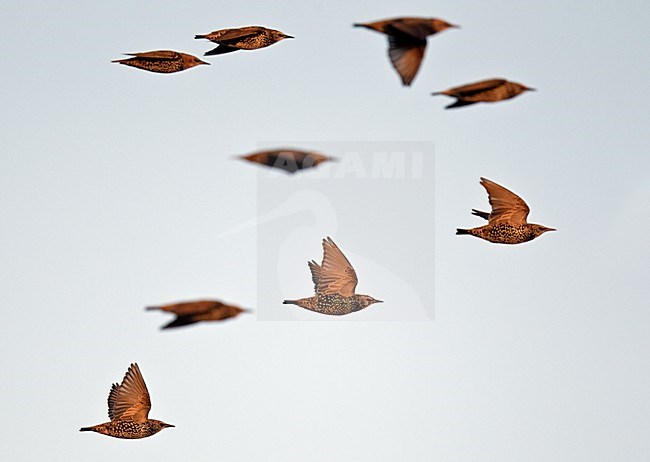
526 87 536 91
449 24 461 29
376 299 384 303
284 35 295 39
200 60 210 66
545 227 557 232
165 423 175 428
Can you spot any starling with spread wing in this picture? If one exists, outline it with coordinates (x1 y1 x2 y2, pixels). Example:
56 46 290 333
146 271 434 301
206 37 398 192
238 149 335 174
80 363 174 439
354 17 459 86
457 178 555 244
283 237 382 315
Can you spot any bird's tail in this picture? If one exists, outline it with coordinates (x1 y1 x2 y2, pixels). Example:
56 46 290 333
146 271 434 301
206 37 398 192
456 228 470 235
352 23 366 28
145 306 161 311
283 300 298 306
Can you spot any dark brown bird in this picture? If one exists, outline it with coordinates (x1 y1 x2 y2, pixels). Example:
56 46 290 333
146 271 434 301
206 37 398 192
283 237 383 315
457 177 555 244
354 17 459 86
432 79 535 108
112 50 209 74
80 363 174 439
239 149 335 174
195 26 293 56
146 300 249 329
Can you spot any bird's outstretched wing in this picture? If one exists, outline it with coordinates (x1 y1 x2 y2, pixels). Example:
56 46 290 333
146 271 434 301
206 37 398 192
446 79 506 97
107 363 151 423
124 51 180 61
388 37 426 86
316 237 358 297
480 177 530 225
308 260 322 293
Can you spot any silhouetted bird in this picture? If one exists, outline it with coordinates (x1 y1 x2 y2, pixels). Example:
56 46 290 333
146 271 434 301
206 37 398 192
195 26 293 56
80 363 174 439
284 237 382 315
354 17 459 86
112 50 209 74
147 300 249 329
432 79 535 108
239 149 335 174
457 177 555 244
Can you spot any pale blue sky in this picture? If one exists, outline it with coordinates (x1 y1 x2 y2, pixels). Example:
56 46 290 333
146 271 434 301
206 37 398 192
1 1 649 461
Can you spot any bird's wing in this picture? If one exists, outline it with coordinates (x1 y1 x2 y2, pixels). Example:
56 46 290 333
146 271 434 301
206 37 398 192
388 37 426 86
308 260 322 293
480 177 530 225
125 51 180 61
387 20 437 40
154 301 222 316
448 79 506 97
106 363 151 423
215 27 263 42
317 237 358 297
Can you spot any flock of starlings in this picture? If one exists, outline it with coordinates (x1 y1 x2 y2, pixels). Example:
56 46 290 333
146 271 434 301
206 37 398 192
81 16 553 439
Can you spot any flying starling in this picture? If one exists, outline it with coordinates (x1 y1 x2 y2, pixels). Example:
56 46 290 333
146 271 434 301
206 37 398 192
112 50 209 74
239 149 335 174
283 237 383 315
432 79 535 108
456 177 555 244
146 300 249 329
354 17 459 86
195 26 293 56
80 363 174 439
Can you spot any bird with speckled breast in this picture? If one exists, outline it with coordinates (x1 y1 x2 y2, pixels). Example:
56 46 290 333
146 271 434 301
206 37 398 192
195 26 293 56
457 177 556 244
80 363 174 439
147 299 249 329
112 50 209 74
354 17 459 86
283 237 383 315
432 78 535 109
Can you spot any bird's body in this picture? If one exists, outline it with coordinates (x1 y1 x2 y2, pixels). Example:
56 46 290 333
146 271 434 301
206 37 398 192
195 26 293 56
457 178 555 245
80 363 174 439
354 17 458 86
432 79 534 108
283 237 382 315
239 149 334 174
112 50 209 74
146 300 248 329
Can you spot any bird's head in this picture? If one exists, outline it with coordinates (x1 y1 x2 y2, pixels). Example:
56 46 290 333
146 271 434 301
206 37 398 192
272 30 294 41
430 18 460 32
357 295 384 308
151 420 175 433
531 224 556 238
183 54 210 68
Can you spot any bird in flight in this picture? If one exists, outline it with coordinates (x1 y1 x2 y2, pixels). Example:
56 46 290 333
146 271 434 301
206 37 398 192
146 300 249 329
354 17 459 86
80 363 174 439
112 50 209 73
284 237 383 315
432 78 535 108
195 26 293 56
457 177 555 244
238 149 335 174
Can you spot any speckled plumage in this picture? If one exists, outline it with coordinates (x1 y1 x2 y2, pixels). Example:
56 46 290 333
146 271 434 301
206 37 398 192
457 178 555 245
80 363 174 439
146 300 249 329
195 26 293 56
354 17 459 86
283 237 382 315
432 79 535 108
112 50 209 74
